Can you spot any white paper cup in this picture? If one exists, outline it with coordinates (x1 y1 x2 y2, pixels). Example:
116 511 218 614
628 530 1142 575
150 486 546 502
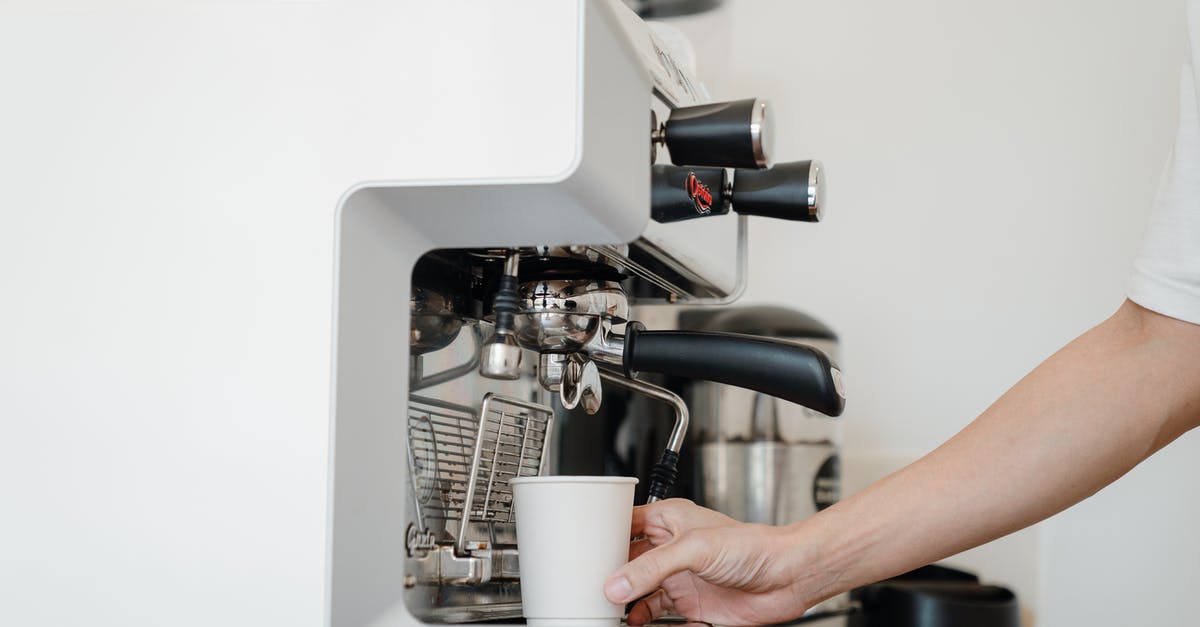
510 476 638 627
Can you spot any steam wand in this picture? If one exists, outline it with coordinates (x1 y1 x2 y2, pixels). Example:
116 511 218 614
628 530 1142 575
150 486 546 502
596 369 688 503
479 250 523 380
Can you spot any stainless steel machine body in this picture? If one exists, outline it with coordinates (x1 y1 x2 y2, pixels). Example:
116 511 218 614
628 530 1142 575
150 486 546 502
680 307 842 525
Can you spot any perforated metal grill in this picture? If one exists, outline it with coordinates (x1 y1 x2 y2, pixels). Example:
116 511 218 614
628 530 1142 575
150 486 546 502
406 393 552 550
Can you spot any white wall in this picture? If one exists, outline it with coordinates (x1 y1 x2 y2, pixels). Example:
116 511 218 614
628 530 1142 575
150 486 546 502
671 0 1195 624
2 2 1192 626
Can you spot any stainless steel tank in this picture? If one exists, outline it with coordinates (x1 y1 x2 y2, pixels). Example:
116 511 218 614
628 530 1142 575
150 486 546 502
678 306 841 525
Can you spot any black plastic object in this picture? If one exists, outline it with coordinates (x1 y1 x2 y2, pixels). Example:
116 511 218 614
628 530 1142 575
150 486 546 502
679 305 838 341
732 160 822 222
849 565 1019 627
622 326 845 417
646 449 680 501
651 162 823 224
633 0 723 18
663 98 766 169
490 272 520 338
650 164 729 223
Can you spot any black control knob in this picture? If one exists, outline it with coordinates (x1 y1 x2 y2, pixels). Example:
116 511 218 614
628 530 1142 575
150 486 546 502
650 161 824 224
731 160 823 222
660 98 771 169
650 164 729 223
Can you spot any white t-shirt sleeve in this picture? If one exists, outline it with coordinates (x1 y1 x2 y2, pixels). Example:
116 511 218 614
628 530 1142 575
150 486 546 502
1127 6 1200 325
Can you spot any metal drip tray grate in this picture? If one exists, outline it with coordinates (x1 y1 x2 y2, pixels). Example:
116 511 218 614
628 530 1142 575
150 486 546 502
407 392 552 552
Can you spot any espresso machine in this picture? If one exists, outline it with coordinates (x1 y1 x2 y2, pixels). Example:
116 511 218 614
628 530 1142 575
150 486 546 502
328 1 843 625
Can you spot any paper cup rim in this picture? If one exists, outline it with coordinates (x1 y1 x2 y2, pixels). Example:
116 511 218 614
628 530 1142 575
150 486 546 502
509 475 638 485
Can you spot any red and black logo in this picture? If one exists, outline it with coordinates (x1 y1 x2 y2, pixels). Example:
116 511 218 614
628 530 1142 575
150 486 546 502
685 172 713 214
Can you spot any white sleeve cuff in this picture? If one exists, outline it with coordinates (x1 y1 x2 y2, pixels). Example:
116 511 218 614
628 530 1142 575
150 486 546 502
1128 263 1200 326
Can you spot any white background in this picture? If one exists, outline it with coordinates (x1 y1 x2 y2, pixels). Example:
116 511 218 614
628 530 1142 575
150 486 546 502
671 0 1197 624
1 1 1195 626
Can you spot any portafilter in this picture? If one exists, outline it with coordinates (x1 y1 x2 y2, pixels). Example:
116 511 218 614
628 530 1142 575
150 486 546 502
511 274 846 419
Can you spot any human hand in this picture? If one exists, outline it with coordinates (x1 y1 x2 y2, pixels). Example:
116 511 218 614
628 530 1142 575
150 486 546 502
603 499 825 627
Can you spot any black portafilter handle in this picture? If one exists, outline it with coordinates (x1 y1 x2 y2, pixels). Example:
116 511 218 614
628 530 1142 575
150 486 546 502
662 98 771 169
622 324 846 417
650 160 824 224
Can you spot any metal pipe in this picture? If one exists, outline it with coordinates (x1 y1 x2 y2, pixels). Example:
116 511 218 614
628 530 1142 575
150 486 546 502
597 370 688 454
410 326 482 391
691 213 748 306
502 250 520 276
597 369 689 503
479 250 523 380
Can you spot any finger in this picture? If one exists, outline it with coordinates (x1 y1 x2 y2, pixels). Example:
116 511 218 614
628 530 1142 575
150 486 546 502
605 530 710 604
629 503 656 537
626 600 651 627
626 589 675 626
631 498 693 537
629 537 655 561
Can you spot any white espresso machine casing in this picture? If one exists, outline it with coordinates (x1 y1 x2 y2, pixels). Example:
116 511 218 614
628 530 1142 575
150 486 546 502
0 2 747 626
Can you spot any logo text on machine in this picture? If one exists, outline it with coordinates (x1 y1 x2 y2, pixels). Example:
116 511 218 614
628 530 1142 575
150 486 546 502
685 172 713 214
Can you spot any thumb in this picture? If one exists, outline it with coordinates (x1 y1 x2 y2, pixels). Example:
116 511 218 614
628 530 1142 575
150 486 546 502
604 531 709 604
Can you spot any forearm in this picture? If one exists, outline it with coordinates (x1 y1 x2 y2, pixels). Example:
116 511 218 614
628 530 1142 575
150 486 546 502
791 299 1200 604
